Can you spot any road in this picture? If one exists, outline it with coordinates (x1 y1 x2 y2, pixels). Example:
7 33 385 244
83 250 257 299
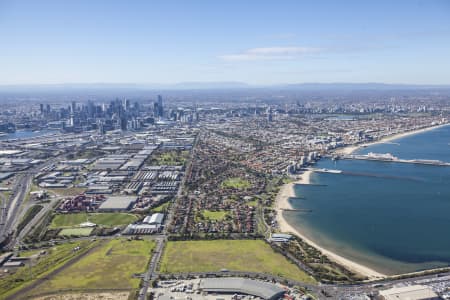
12 194 61 249
154 270 450 299
0 174 32 244
138 139 197 300
4 137 448 299
0 159 58 249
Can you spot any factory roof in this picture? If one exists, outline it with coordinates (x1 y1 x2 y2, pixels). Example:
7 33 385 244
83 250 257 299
148 213 164 225
98 196 137 210
200 277 285 300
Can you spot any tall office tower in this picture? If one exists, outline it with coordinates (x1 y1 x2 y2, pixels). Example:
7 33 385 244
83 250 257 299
71 101 76 114
40 104 44 114
157 95 163 117
267 107 273 122
153 102 160 117
87 100 95 118
124 98 131 111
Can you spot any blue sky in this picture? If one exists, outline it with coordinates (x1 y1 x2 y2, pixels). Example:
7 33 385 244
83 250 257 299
1 0 450 85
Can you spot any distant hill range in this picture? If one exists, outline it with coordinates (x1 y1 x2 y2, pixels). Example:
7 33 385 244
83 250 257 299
281 82 450 90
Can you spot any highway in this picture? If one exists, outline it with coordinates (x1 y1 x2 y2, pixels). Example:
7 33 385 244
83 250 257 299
0 159 59 249
11 194 61 249
3 137 448 300
0 174 32 245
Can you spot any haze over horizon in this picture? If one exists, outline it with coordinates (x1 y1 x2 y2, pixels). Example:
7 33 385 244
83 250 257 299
1 0 450 85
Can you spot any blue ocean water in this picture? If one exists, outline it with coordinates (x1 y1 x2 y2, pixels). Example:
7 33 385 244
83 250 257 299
0 129 58 140
284 125 450 275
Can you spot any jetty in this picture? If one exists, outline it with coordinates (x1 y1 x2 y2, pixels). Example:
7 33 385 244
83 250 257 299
339 153 450 167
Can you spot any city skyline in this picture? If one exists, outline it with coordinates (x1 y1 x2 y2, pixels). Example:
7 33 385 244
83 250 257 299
1 0 450 85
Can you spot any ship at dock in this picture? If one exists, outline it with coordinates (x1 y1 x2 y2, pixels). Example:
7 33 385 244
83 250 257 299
314 168 342 174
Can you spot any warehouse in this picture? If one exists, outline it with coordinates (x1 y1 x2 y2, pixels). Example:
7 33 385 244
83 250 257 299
143 213 164 225
124 223 160 235
98 196 137 211
199 278 285 300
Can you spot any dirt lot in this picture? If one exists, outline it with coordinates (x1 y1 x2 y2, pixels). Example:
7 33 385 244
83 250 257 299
32 292 130 300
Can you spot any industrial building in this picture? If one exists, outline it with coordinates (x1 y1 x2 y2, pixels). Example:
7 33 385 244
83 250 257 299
125 213 165 235
143 213 164 225
124 223 160 234
97 196 137 211
379 285 440 300
199 277 285 300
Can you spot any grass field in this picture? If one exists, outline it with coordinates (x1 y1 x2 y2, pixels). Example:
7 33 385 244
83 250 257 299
0 241 96 298
50 213 138 228
32 239 155 293
58 227 93 236
151 201 170 213
221 177 251 189
150 150 190 166
201 210 229 220
19 249 43 257
159 240 315 283
246 199 259 207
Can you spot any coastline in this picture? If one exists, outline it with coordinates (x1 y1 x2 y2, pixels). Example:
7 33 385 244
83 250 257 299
335 123 449 155
274 170 312 211
274 123 450 280
275 170 386 279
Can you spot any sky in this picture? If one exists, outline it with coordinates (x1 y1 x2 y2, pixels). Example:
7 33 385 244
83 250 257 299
1 0 450 85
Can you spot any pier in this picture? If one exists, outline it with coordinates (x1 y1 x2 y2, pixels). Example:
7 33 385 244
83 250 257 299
340 154 450 166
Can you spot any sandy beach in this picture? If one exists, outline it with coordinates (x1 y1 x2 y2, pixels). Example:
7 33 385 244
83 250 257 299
275 170 386 279
335 123 449 155
274 170 312 211
274 124 450 279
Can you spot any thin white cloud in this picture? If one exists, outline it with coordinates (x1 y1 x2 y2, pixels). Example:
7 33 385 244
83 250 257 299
219 46 323 61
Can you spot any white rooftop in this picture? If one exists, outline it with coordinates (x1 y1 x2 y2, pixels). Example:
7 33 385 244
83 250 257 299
380 285 440 300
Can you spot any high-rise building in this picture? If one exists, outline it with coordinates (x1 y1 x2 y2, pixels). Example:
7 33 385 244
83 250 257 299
157 95 164 117
153 102 160 117
267 107 273 122
124 98 131 111
87 100 95 117
71 101 76 114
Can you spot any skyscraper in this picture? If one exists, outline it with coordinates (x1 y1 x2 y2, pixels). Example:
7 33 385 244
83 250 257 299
124 98 131 111
157 95 163 117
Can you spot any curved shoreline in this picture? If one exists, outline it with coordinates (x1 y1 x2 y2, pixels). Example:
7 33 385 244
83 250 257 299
275 123 449 280
275 170 386 279
335 123 449 155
